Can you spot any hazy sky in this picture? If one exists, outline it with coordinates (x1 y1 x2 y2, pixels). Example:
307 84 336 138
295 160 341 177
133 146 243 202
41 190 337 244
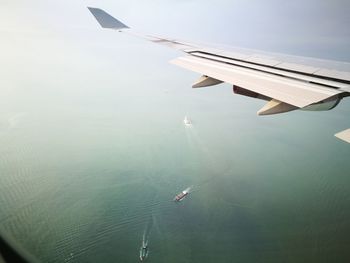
1 0 350 59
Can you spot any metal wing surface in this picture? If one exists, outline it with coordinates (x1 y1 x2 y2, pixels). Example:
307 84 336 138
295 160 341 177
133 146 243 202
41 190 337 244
147 37 350 112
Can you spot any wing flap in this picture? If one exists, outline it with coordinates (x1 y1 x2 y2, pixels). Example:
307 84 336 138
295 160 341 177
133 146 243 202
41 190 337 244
171 56 343 108
189 52 350 90
195 47 350 83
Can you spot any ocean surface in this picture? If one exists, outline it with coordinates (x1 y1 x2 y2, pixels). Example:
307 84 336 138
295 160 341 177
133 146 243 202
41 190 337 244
1 26 350 263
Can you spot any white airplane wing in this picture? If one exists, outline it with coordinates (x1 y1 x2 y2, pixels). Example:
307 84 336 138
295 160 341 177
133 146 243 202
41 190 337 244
87 7 350 142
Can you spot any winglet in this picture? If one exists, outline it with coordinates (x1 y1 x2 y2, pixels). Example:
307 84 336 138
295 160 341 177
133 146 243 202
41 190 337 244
87 7 129 30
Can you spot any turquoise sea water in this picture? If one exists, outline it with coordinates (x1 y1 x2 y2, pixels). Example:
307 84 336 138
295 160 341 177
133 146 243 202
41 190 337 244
1 31 350 262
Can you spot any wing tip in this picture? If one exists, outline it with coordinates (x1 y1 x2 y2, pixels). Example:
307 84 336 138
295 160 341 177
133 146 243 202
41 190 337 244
87 7 129 30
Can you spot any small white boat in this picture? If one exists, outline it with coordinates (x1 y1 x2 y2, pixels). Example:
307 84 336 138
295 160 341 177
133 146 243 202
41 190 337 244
183 116 192 126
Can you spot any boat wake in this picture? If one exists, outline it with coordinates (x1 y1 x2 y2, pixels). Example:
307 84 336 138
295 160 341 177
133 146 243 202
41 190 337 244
139 215 153 261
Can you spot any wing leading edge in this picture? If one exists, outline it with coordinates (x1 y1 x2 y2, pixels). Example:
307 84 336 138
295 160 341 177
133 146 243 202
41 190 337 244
87 7 350 142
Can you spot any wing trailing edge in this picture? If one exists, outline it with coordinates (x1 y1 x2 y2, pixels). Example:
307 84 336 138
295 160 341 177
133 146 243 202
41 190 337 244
170 55 344 109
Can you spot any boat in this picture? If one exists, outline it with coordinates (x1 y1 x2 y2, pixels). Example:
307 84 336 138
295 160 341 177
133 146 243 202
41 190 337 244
174 187 191 202
139 240 148 261
183 116 192 126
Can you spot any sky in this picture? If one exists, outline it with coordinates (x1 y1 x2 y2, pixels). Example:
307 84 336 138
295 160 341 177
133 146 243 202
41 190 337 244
1 0 350 59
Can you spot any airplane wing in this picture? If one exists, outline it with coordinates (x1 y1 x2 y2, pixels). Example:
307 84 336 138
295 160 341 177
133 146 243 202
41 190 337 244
87 7 350 142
